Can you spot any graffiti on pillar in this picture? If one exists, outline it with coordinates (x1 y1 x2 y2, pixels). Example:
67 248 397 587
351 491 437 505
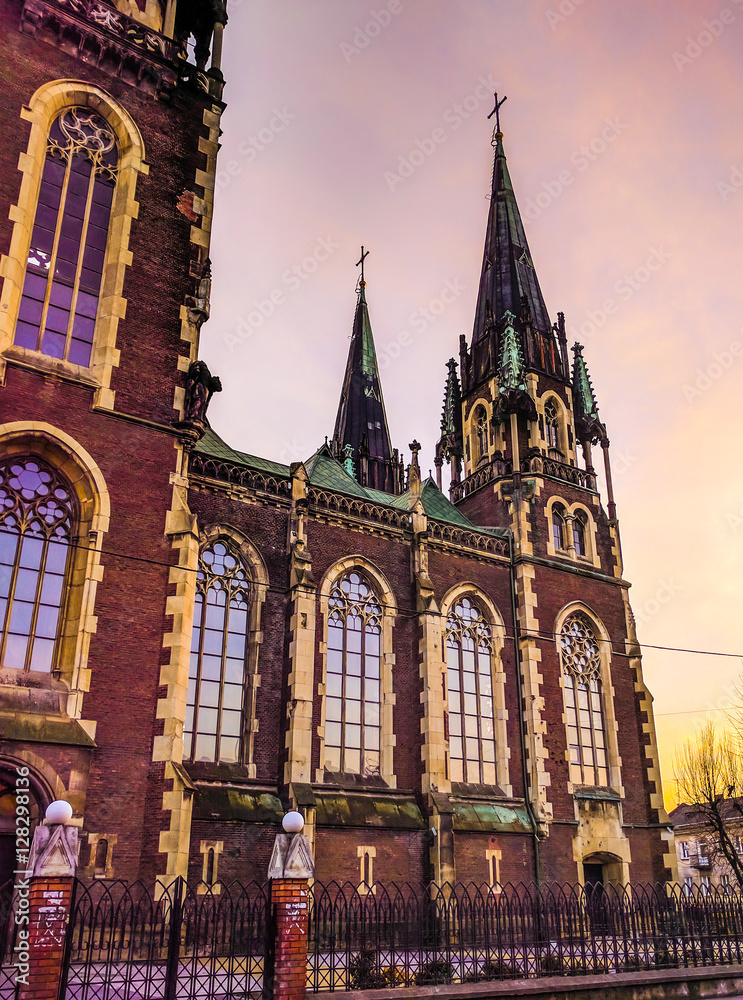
36 890 68 949
282 894 308 936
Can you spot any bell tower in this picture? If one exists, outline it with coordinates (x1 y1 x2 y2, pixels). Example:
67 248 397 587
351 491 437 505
0 0 230 884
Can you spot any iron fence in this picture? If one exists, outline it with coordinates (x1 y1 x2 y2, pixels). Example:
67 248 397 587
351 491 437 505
0 879 20 1000
61 878 271 1000
308 880 743 990
1 877 742 998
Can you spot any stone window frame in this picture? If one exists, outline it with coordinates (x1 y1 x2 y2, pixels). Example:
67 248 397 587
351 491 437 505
197 839 223 895
463 397 492 473
440 585 511 797
0 80 148 411
84 832 118 879
537 391 571 461
0 422 110 721
190 524 268 776
544 496 601 570
555 602 623 797
486 848 502 891
357 844 376 896
317 556 397 787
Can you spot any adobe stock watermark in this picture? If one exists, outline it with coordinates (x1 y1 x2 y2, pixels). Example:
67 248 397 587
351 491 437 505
215 108 295 192
568 246 673 341
377 277 466 370
634 578 683 628
682 339 743 403
717 162 743 202
523 117 628 221
672 0 743 72
545 0 590 31
340 0 407 62
224 236 339 352
385 75 498 192
724 500 743 534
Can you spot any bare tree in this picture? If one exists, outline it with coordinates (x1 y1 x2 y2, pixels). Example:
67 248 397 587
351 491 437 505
674 720 743 887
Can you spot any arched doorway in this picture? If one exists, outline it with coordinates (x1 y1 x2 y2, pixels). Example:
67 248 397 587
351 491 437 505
0 763 50 886
582 851 624 888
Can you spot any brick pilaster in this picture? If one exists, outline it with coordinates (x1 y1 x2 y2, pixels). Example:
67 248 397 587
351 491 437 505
269 878 309 1000
17 876 74 1000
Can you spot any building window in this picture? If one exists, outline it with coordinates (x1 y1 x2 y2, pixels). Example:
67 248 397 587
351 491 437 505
560 613 609 787
552 503 567 551
446 596 497 785
679 840 690 861
697 842 710 866
325 571 382 776
94 839 108 878
475 407 488 463
14 108 118 368
735 835 743 855
185 540 250 764
700 875 711 894
357 845 377 894
722 873 731 888
683 875 694 895
573 511 587 557
544 399 560 452
0 457 75 673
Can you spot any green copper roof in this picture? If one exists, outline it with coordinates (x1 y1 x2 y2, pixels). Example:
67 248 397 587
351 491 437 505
304 448 370 498
196 433 489 533
419 479 473 526
571 342 600 420
196 427 290 477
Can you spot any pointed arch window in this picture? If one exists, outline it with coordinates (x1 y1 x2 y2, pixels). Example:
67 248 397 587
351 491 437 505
475 407 489 463
544 399 560 453
446 596 497 785
185 540 250 764
573 511 587 557
552 503 567 551
14 108 118 367
560 613 608 786
0 457 75 673
325 571 382 777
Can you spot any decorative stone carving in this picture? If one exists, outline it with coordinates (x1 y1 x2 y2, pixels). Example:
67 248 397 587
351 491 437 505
182 360 222 426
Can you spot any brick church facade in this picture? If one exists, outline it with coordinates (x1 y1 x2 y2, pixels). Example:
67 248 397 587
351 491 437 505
0 0 677 891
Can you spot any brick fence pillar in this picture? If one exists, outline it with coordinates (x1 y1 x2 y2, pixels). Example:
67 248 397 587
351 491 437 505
270 878 310 1000
17 802 78 1000
265 811 314 1000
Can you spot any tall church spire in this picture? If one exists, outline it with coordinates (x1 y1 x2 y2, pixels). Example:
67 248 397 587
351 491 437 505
332 265 403 494
472 128 552 343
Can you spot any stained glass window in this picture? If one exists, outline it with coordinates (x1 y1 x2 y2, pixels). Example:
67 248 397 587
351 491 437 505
325 571 382 777
185 541 250 764
446 596 497 785
0 458 74 673
14 107 118 367
560 613 608 786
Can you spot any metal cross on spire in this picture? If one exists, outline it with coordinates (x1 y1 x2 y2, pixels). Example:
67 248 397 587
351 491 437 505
356 245 370 283
487 92 507 143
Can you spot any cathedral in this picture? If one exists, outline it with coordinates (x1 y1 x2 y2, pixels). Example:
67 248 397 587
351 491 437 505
0 0 677 891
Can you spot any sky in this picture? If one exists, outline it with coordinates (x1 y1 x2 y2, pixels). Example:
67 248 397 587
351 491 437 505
201 0 743 809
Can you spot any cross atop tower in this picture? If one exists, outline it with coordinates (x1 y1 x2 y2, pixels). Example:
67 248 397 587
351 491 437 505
356 245 370 284
487 92 507 142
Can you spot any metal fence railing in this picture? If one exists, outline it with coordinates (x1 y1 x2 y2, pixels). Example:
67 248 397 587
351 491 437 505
307 880 743 991
1 877 742 998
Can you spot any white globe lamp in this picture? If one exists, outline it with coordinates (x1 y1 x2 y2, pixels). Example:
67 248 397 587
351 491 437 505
282 810 304 834
45 800 73 825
